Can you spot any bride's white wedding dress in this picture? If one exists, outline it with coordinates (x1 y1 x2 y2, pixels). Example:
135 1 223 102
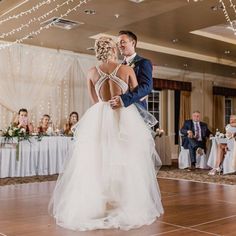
49 65 164 231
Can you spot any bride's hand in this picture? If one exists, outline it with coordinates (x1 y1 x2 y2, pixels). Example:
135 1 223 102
109 96 121 109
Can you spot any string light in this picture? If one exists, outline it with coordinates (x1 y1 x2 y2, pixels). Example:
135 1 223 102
188 0 236 35
0 0 55 25
187 0 203 2
0 0 90 50
0 0 87 39
229 0 236 17
219 0 236 35
63 79 69 119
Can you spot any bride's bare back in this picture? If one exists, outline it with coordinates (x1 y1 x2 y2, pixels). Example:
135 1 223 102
87 62 138 104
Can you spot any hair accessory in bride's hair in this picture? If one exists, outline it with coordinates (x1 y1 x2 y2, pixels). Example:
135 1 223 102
95 37 116 62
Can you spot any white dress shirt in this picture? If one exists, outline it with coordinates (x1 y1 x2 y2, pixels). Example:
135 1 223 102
124 53 137 65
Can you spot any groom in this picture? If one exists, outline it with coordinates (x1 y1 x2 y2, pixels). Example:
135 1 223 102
110 30 153 110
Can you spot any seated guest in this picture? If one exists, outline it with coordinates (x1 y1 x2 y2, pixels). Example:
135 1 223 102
13 108 33 134
37 114 51 135
180 111 212 170
208 114 236 175
63 111 79 136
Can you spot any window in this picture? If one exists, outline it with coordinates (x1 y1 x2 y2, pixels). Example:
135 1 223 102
225 97 232 125
147 90 160 130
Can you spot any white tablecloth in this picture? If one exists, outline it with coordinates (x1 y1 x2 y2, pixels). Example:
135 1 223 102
0 136 74 178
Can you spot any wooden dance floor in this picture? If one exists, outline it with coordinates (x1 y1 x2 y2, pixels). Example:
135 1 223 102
1 178 236 236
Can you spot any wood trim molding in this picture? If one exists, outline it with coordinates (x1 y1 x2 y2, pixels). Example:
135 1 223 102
213 86 236 97
153 78 192 91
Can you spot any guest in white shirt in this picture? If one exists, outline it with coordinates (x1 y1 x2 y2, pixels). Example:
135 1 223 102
208 115 236 175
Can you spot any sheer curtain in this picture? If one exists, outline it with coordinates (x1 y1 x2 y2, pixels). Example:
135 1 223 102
0 44 96 130
0 44 73 112
179 91 191 129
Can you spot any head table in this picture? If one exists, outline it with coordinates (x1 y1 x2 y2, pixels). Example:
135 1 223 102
0 136 74 178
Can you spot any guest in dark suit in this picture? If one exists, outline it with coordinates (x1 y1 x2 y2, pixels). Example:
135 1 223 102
110 30 152 110
180 111 212 169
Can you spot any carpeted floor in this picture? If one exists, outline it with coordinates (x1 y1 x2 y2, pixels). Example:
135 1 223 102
0 166 236 186
158 166 236 185
0 174 58 186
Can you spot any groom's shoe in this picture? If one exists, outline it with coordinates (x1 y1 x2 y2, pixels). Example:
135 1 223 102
187 163 196 171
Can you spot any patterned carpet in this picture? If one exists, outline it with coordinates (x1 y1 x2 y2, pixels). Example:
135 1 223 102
0 174 58 186
158 166 236 185
0 167 236 186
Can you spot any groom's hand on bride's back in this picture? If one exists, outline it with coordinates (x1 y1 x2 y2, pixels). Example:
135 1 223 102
109 96 122 109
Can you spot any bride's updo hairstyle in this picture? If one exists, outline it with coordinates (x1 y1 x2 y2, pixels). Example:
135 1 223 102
95 37 116 62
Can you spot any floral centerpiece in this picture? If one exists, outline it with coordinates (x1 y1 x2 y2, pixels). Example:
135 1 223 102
128 57 141 69
214 129 225 138
1 125 30 160
215 128 236 140
3 126 29 140
154 128 164 138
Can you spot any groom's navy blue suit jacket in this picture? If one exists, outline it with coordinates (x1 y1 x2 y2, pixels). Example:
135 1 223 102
120 54 153 110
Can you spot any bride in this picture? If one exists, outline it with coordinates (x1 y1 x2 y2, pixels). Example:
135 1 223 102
49 36 164 231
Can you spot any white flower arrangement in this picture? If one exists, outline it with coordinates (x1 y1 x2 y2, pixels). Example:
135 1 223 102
2 125 28 139
20 128 26 134
1 125 30 161
219 133 225 138
154 128 164 138
130 63 135 68
215 129 220 137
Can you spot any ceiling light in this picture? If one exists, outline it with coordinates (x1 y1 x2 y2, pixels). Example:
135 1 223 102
129 0 145 3
84 9 96 15
172 38 178 43
114 14 120 18
183 63 188 67
187 0 203 2
27 35 34 39
224 50 230 54
41 18 84 30
210 4 223 11
86 47 95 51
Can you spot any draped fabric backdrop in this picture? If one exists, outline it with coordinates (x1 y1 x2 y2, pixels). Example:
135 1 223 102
0 44 96 130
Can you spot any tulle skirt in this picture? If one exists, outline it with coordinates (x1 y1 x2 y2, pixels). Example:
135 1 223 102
49 102 164 231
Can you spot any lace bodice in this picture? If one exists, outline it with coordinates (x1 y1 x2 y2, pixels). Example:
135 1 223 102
95 64 128 101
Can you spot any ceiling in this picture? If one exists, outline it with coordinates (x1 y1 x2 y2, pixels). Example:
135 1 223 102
0 0 236 78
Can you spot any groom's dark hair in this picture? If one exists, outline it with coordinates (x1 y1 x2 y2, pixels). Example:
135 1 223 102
119 30 137 48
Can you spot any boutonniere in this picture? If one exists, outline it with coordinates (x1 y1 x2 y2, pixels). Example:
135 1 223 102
130 63 135 68
128 57 141 68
